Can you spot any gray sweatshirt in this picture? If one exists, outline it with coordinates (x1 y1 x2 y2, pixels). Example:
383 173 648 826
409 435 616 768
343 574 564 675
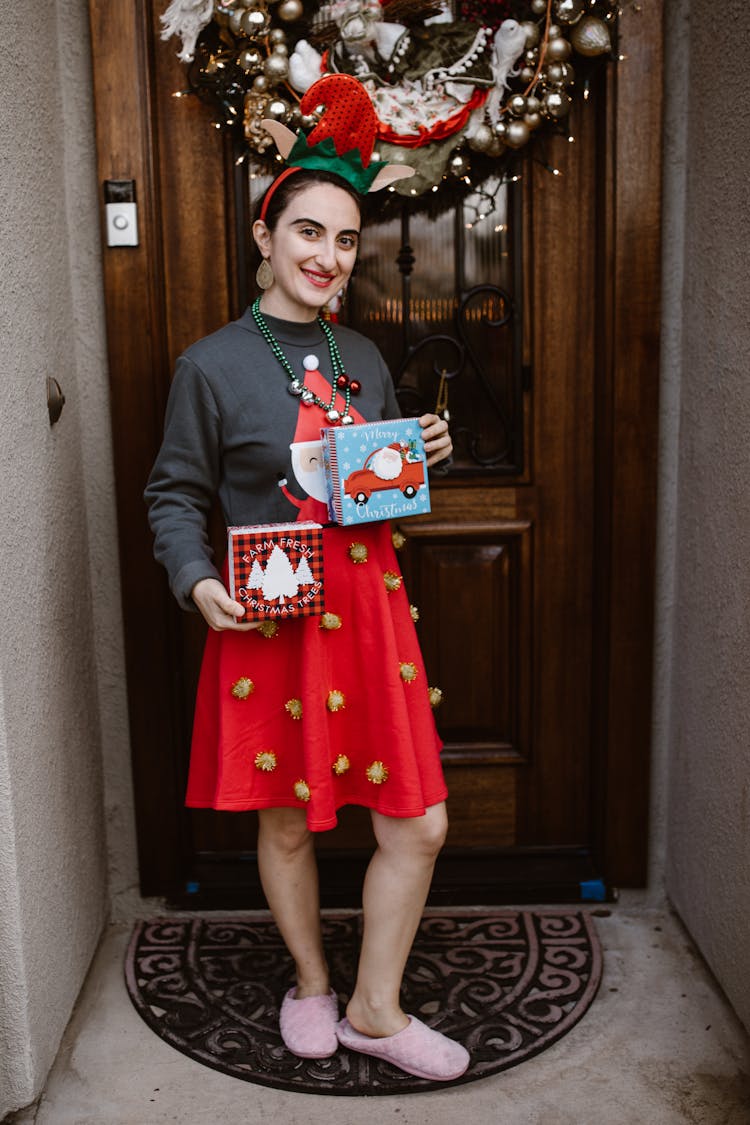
145 307 401 609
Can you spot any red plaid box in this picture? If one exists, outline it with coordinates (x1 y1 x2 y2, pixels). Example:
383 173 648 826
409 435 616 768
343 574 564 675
227 522 324 621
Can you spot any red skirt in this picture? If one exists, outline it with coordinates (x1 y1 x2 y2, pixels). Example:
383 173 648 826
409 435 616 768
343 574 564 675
185 521 447 831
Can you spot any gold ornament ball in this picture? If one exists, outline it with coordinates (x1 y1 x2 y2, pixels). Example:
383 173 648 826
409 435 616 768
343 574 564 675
253 74 270 92
273 43 289 56
520 65 536 83
238 47 263 71
544 90 572 118
268 27 287 43
554 0 584 24
524 48 538 65
266 96 289 120
467 124 495 153
545 34 572 62
264 53 289 80
509 94 527 116
547 23 562 39
278 0 304 19
228 10 244 33
570 15 611 57
241 7 270 35
526 95 541 114
486 135 506 157
530 0 547 12
520 21 540 47
525 111 542 131
546 61 574 86
504 119 531 149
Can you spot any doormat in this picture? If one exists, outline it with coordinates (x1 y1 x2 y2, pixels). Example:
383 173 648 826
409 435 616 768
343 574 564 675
124 910 602 1095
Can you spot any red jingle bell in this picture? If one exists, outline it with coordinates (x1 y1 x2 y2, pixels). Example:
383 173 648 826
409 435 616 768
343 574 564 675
349 379 361 395
336 374 349 389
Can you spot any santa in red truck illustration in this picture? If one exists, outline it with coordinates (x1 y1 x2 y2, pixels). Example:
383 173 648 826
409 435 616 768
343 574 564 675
344 441 426 505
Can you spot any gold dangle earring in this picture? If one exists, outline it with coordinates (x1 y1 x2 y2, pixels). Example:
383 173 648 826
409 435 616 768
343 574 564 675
256 258 274 290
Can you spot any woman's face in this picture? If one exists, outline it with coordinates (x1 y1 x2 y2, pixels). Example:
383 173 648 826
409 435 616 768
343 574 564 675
253 182 361 321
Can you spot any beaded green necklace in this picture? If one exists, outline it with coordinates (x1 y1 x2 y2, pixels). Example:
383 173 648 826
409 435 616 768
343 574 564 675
251 297 360 425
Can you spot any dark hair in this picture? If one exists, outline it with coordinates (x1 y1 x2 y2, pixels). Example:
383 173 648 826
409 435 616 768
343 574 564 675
255 167 362 232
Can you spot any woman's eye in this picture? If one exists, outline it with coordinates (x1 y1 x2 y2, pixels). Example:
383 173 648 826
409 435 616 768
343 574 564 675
339 236 357 249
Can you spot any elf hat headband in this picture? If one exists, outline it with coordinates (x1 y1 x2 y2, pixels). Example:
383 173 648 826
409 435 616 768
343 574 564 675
259 74 414 221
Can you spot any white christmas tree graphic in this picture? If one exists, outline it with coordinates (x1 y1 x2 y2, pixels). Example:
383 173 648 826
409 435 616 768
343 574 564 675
248 558 264 589
295 555 314 587
262 545 299 604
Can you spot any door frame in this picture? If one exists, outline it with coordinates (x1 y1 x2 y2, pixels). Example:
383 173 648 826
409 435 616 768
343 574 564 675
88 0 662 899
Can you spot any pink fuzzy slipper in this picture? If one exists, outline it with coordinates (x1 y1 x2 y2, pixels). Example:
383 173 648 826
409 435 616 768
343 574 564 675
279 988 339 1058
336 1016 470 1081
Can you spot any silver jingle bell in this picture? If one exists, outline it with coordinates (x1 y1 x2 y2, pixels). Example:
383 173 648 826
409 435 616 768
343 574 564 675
341 414 355 426
301 391 315 405
287 379 304 396
326 408 341 423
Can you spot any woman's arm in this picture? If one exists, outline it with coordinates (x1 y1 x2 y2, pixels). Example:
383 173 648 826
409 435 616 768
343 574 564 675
144 356 225 611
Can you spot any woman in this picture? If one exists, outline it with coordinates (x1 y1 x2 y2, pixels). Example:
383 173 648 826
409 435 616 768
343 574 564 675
145 84 468 1083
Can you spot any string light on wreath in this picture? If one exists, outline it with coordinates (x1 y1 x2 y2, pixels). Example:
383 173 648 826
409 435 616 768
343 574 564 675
161 0 643 214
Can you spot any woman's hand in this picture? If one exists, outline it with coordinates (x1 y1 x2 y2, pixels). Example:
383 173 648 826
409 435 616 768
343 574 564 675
419 413 453 467
191 578 260 632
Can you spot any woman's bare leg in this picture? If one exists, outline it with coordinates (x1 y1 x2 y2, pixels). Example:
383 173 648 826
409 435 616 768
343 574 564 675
346 801 448 1037
257 807 329 997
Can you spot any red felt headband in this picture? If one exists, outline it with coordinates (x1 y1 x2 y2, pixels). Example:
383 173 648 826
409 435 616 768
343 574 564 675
258 165 302 224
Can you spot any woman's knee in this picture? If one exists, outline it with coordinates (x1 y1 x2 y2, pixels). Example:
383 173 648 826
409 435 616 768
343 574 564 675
258 807 312 857
373 801 448 858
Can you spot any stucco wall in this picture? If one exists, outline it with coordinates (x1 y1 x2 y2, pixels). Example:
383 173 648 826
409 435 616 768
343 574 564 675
663 0 750 1031
0 2 134 1115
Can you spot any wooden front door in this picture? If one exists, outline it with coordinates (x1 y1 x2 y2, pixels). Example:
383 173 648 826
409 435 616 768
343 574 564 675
89 1 661 906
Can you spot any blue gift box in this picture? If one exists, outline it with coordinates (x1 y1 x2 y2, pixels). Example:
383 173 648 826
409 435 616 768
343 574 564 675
321 418 431 526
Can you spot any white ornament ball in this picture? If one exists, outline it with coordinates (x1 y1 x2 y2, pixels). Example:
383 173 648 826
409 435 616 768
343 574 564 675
278 0 303 19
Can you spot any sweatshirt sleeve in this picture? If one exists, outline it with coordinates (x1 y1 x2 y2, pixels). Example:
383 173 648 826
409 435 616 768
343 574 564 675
144 355 223 610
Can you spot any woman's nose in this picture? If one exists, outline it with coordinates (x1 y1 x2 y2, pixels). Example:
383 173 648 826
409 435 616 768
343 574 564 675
313 237 337 270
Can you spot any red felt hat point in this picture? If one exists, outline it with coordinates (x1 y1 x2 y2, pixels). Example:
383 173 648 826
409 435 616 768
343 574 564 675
300 75 377 168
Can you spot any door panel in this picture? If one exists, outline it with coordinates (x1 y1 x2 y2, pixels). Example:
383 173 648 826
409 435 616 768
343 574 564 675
88 0 662 905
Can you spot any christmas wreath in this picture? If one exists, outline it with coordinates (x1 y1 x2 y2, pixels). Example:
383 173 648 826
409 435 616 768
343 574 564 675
163 0 621 212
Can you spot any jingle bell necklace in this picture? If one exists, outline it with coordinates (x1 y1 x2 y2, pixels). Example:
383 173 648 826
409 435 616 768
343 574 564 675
251 297 360 425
